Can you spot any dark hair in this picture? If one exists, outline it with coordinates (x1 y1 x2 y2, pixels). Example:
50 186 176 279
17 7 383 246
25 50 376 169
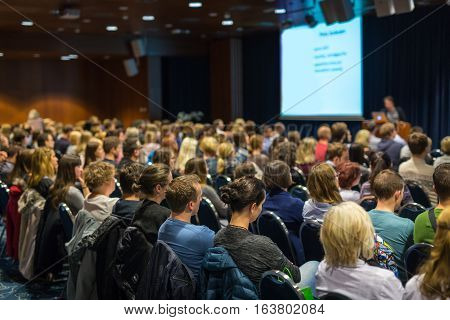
337 162 361 189
372 170 404 200
49 155 82 209
133 163 171 196
184 158 207 184
408 132 429 155
433 163 450 202
331 122 348 143
384 95 394 103
9 148 32 187
233 131 247 149
263 160 292 191
234 162 257 180
273 141 297 168
287 131 301 146
37 132 51 147
349 143 366 165
220 176 266 212
103 136 120 154
84 140 102 168
153 148 172 167
166 175 201 213
123 137 140 157
368 151 392 187
327 142 347 161
119 162 145 195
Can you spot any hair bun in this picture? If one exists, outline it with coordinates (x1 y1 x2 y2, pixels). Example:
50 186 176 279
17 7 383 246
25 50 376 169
220 185 236 204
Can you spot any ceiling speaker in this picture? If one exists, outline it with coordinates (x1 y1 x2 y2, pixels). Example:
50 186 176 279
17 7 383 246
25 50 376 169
393 0 415 14
374 0 395 17
123 58 139 77
130 39 146 58
319 0 354 25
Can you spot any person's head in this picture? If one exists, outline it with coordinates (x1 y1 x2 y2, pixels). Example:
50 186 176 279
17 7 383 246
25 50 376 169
37 132 55 149
408 132 430 157
200 136 219 157
103 136 121 159
337 162 361 190
317 125 331 142
119 162 146 197
217 142 234 160
440 136 450 156
29 147 58 188
184 158 208 184
263 125 273 138
153 147 176 170
263 160 292 192
133 163 172 203
50 155 82 209
433 163 450 204
83 160 116 195
349 143 366 165
296 137 316 165
273 141 297 168
175 137 198 173
354 129 370 149
69 130 81 146
331 122 348 143
368 151 392 187
321 202 374 268
213 119 225 131
220 176 266 222
166 175 202 216
10 148 33 187
234 162 257 180
274 122 285 136
372 170 404 209
326 142 349 167
233 131 248 149
249 134 263 153
307 163 342 204
84 138 104 168
6 145 20 163
383 95 395 111
122 137 141 160
379 122 396 140
418 207 450 300
287 131 300 146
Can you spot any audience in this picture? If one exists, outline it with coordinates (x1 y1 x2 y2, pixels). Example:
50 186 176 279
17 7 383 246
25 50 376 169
331 122 350 144
316 202 404 299
103 136 121 167
326 142 349 169
377 123 403 170
303 163 342 221
199 137 219 178
414 163 450 244
368 170 414 281
234 161 259 180
274 141 304 186
175 133 198 173
113 162 145 220
434 136 450 168
84 138 105 168
158 175 214 279
404 207 450 300
118 138 141 170
337 162 361 202
296 137 316 177
217 142 236 176
54 125 72 156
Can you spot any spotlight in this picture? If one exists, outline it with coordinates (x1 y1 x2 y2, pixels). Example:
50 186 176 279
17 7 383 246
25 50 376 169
305 13 318 28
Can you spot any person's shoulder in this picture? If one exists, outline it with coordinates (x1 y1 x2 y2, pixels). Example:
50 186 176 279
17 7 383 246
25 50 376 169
404 275 423 300
414 210 429 225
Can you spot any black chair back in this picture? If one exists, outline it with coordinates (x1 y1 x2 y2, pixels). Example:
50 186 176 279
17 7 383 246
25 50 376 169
398 203 426 222
429 149 443 159
299 220 324 262
196 197 221 232
360 198 377 211
291 167 307 186
206 174 214 187
406 180 432 208
249 221 258 234
404 243 433 280
257 211 299 265
320 292 352 300
58 203 74 242
260 270 304 300
109 178 123 198
214 175 231 193
0 180 9 216
289 185 310 202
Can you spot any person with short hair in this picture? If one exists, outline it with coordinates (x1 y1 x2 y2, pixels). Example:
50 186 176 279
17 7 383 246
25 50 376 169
37 132 55 149
316 202 404 300
234 161 258 180
303 163 342 221
118 137 141 170
158 175 214 279
113 162 145 220
315 125 331 162
200 137 219 178
404 207 450 300
337 162 361 202
84 138 105 168
331 122 350 143
377 122 404 169
399 132 437 206
326 142 349 169
414 163 450 244
103 136 121 167
368 170 414 281
433 136 450 168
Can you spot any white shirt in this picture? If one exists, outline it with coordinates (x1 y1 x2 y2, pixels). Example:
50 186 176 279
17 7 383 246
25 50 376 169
434 154 450 168
340 189 360 203
399 157 437 206
403 274 448 300
316 259 404 300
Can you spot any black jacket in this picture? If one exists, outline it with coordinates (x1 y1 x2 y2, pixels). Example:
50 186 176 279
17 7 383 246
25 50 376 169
113 199 170 299
381 106 407 122
135 241 196 300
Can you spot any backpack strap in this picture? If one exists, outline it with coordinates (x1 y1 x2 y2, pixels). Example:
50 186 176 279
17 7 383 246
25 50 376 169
428 208 437 232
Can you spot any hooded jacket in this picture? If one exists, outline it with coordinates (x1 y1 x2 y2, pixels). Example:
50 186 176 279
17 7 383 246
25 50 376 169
82 195 119 222
302 199 333 222
199 247 258 300
377 139 403 170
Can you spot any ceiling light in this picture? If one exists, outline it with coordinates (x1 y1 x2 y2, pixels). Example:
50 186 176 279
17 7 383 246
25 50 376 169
221 20 234 26
209 12 218 17
68 54 78 59
118 6 128 11
0 52 4 57
106 25 118 32
142 15 155 21
21 20 33 27
189 2 202 8
60 56 71 61
275 8 286 14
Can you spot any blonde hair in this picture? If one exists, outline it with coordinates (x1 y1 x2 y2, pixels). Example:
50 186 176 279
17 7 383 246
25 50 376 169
83 160 115 192
175 137 198 173
321 202 375 268
355 129 370 148
307 163 342 204
440 136 450 155
217 142 234 174
76 130 93 155
69 130 81 146
200 136 218 156
296 137 317 164
379 122 395 139
28 147 56 188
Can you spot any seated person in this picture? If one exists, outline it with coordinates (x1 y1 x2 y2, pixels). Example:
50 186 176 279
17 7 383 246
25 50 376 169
316 202 404 299
314 125 331 163
325 142 349 169
158 175 215 279
434 136 450 168
414 163 450 244
200 137 219 178
368 170 414 281
215 176 319 292
399 133 437 206
337 162 361 203
234 161 259 180
404 207 450 300
273 141 304 186
303 163 342 222
103 136 121 168
377 123 403 170
262 160 304 264
184 158 228 219
112 162 145 221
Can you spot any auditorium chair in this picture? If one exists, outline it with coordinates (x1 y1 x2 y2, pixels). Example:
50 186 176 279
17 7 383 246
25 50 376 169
109 178 123 198
405 180 432 208
214 175 232 193
260 270 304 300
58 203 74 242
289 185 310 202
398 203 426 222
360 198 377 211
404 243 433 280
192 197 221 233
299 220 324 263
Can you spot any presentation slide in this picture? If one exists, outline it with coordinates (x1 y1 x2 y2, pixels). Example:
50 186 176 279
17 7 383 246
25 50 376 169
281 17 362 119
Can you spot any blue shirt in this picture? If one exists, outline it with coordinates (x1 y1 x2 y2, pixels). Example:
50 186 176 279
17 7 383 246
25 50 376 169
158 218 215 279
368 209 414 279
